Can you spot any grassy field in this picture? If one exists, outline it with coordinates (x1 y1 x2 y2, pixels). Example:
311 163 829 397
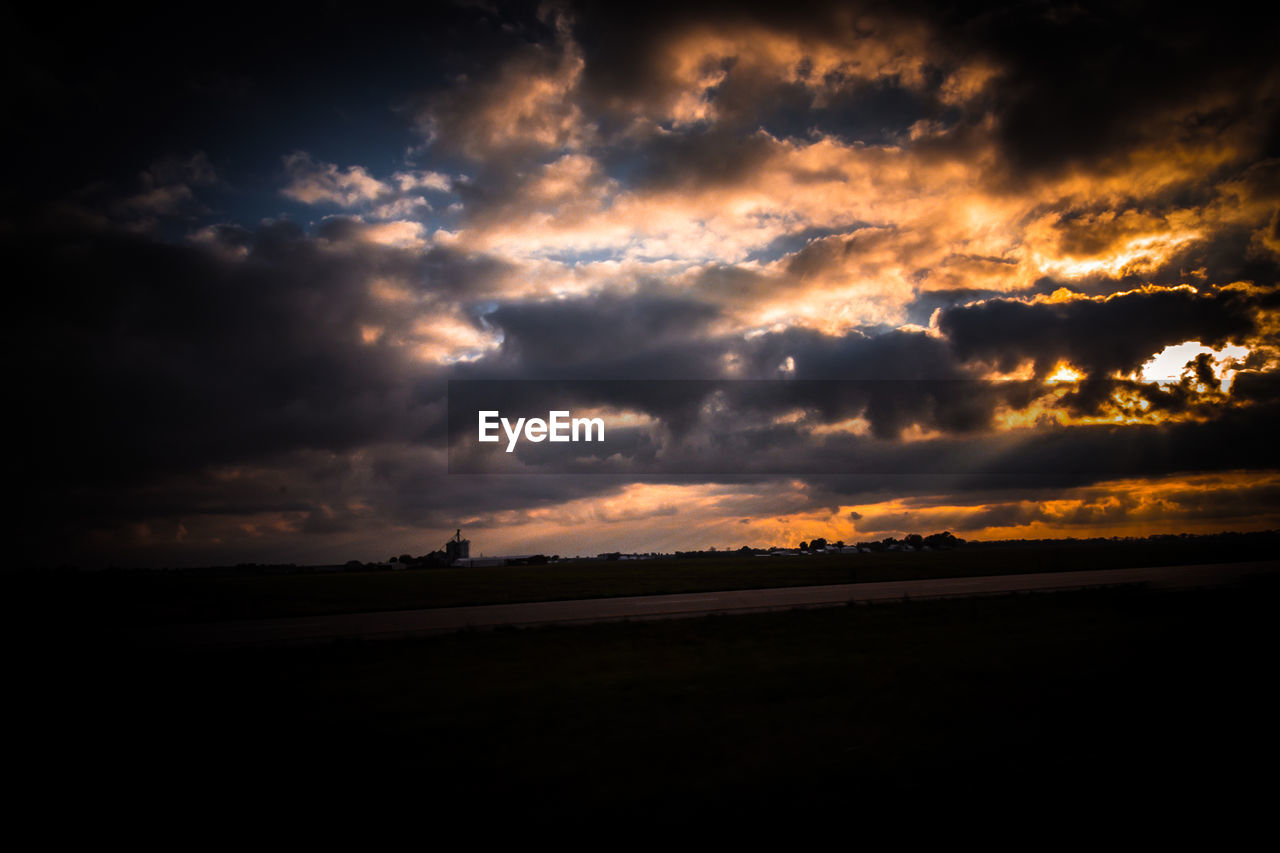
15 534 1279 626
16 577 1280 827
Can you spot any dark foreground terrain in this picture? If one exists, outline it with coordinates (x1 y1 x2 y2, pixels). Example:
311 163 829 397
12 576 1280 830
15 531 1280 625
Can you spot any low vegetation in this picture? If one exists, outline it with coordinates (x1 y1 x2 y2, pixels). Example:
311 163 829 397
12 531 1278 627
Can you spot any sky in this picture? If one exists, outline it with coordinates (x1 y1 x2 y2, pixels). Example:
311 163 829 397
8 0 1280 567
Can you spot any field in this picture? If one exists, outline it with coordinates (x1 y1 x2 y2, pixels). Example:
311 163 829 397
14 576 1280 829
15 533 1279 628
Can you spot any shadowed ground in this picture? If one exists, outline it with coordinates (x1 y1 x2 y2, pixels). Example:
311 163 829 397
13 577 1280 830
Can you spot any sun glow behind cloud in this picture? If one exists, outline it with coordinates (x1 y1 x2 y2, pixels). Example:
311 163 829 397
1140 341 1251 385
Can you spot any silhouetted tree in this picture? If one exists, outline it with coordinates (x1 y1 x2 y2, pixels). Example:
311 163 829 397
923 531 963 549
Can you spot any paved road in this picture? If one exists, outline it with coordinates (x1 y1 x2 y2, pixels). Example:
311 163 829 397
161 559 1280 647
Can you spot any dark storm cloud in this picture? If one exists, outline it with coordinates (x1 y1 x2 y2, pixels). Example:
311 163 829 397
975 404 1280 484
446 276 1280 480
594 84 944 191
8 216 728 561
470 291 726 377
12 218 452 493
14 205 1278 564
9 0 1280 566
601 128 781 192
1230 369 1280 406
10 0 1277 208
738 327 968 380
902 287 1009 326
801 397 1280 500
1150 481 1280 522
938 287 1260 378
752 78 947 146
455 296 1276 465
950 1 1280 176
571 1 933 111
5 217 666 563
454 310 1000 439
305 445 636 531
448 373 1280 480
570 0 1280 172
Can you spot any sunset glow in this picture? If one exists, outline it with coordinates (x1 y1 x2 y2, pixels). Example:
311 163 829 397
12 1 1280 566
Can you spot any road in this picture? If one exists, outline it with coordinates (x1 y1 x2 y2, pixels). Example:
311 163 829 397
160 559 1279 647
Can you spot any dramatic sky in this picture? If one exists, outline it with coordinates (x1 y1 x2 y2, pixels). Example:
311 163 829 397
9 0 1280 566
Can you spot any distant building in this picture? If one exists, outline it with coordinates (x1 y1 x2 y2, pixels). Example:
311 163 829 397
445 529 471 564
